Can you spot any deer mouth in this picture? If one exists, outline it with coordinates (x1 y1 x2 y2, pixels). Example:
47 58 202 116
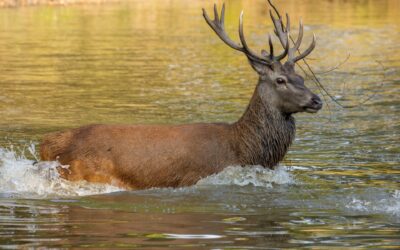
304 107 321 113
304 103 323 113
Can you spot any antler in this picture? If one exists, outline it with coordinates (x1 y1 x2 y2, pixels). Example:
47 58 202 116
202 3 289 65
267 0 316 63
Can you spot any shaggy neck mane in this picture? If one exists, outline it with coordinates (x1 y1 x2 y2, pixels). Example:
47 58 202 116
232 85 296 168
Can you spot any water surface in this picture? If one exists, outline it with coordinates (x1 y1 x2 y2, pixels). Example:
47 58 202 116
0 0 399 248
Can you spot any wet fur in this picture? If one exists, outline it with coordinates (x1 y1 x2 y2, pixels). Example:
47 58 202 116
233 86 295 168
40 83 296 189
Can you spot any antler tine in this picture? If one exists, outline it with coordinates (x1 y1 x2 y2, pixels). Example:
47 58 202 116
269 10 287 47
292 33 316 62
286 19 304 61
202 4 242 51
269 10 289 60
285 13 290 32
203 4 273 65
220 2 225 25
293 19 303 50
268 34 274 58
238 11 251 53
238 11 268 62
261 33 274 59
274 32 289 61
267 0 316 63
213 3 219 22
267 0 281 18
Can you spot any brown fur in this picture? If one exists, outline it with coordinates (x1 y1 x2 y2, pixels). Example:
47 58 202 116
233 86 295 168
40 83 296 189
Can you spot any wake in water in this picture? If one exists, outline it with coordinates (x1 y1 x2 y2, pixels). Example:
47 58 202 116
2 143 398 219
0 145 122 198
197 165 294 187
344 189 400 217
0 144 295 198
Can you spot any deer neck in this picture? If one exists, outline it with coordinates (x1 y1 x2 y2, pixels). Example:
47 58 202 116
232 84 296 168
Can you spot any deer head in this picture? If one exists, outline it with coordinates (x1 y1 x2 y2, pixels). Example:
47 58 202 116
203 3 322 114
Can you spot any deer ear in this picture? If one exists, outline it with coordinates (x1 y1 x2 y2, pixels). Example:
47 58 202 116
248 58 272 75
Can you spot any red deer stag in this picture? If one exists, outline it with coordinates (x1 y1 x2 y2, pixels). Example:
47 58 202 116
40 2 322 189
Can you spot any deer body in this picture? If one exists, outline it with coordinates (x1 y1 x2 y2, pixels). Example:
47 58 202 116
40 84 296 189
41 123 236 189
40 1 322 189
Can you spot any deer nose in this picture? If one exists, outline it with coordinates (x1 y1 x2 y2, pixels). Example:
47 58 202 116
304 95 323 113
311 95 322 106
309 95 323 110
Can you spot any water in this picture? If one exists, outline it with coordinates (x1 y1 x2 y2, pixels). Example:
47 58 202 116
0 0 399 248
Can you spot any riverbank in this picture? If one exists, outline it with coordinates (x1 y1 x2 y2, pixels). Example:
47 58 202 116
0 0 119 7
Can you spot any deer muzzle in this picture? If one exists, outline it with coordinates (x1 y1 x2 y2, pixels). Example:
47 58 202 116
304 94 323 113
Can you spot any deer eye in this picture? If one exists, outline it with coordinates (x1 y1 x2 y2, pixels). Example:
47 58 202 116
276 77 286 84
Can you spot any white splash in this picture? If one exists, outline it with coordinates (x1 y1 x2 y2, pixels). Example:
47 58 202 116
0 144 295 198
345 190 400 217
197 165 295 188
0 145 123 198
